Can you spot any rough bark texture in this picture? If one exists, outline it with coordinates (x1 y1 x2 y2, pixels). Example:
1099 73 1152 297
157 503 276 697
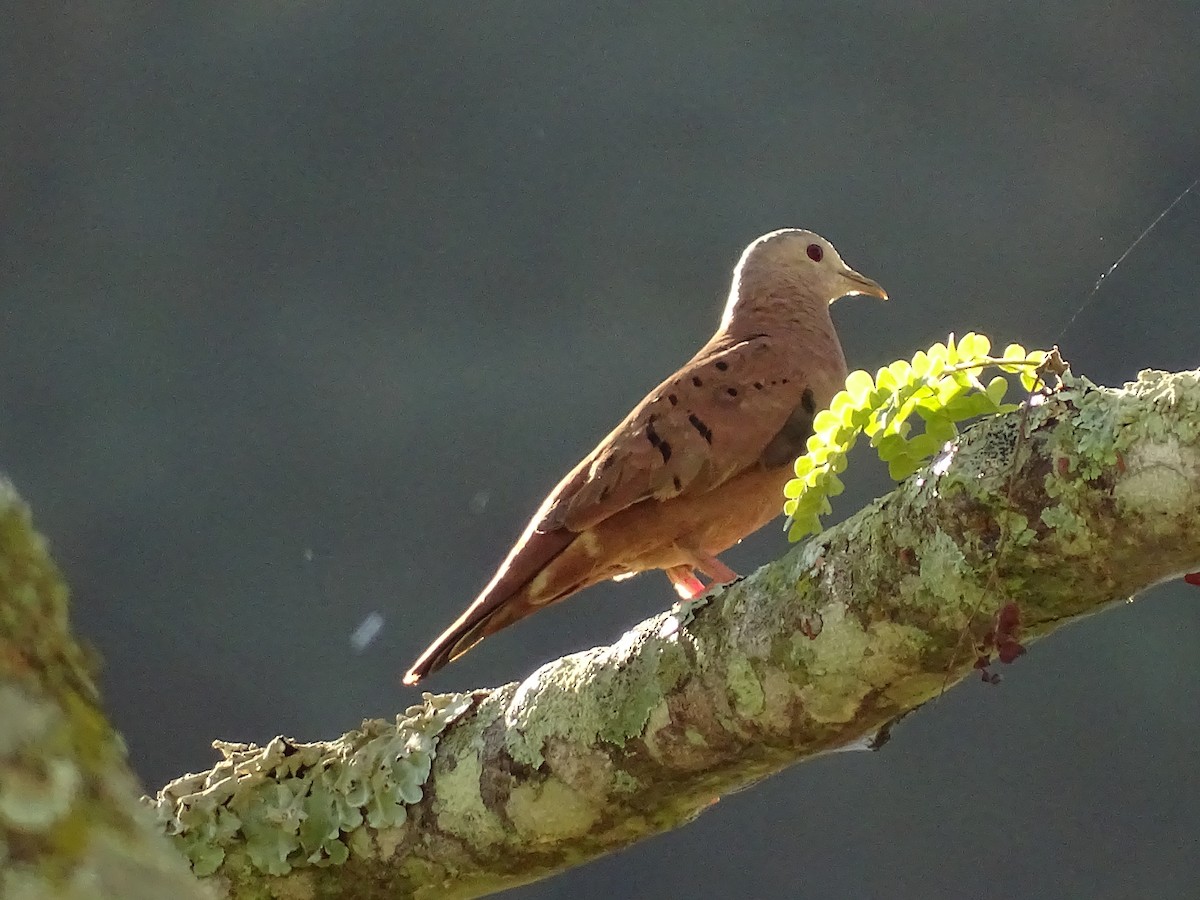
0 482 214 899
5 369 1199 899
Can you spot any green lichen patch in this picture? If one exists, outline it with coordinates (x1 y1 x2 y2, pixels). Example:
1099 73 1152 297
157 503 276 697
503 619 691 768
1 756 82 833
724 654 765 718
506 777 600 843
911 528 974 616
1039 505 1094 554
0 480 96 701
146 691 474 878
431 740 507 848
0 481 141 885
610 770 641 795
1123 369 1200 444
1057 375 1122 480
1115 438 1200 520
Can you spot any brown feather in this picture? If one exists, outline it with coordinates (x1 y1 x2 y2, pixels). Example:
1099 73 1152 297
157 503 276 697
402 524 577 682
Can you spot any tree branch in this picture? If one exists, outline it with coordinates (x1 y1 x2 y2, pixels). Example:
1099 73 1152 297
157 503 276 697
0 482 214 899
9 369 1199 899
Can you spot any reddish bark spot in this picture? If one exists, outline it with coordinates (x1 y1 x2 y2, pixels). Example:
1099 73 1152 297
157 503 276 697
1115 451 1126 474
798 611 824 640
997 640 1027 664
1056 456 1070 476
972 602 1026 683
996 602 1021 635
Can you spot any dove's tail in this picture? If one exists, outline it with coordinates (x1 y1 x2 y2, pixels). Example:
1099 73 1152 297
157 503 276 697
403 526 585 685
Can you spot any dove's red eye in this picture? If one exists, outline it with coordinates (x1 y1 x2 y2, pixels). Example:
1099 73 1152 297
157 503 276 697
806 243 823 262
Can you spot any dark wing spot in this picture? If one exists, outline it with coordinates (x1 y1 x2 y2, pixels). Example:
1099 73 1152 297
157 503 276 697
668 393 678 405
801 387 815 415
715 361 728 371
688 413 713 444
645 420 672 463
753 382 764 390
726 387 738 397
691 376 703 387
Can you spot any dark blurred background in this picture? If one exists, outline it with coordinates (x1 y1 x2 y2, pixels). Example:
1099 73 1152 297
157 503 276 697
4 2 1199 897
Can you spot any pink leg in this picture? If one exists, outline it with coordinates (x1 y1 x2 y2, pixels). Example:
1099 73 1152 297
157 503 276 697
694 554 740 584
666 565 706 600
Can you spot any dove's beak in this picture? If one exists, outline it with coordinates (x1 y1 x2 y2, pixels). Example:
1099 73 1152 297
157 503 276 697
840 267 889 301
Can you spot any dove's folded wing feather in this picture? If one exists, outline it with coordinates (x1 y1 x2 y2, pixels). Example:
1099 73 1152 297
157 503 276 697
540 335 812 534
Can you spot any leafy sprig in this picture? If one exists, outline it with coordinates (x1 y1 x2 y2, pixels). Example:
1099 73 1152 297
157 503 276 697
784 333 1050 541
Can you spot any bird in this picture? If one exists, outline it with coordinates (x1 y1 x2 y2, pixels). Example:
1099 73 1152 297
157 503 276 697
403 229 887 685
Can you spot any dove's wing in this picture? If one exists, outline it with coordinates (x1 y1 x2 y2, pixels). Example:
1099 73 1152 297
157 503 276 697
540 333 815 533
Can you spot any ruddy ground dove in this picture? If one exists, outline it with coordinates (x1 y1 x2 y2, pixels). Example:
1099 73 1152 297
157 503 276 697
404 229 887 684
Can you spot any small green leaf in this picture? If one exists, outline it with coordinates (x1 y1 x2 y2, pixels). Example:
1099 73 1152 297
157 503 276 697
936 377 969 405
888 455 922 481
943 392 995 419
924 414 957 443
945 335 960 365
910 350 931 378
957 332 978 358
986 375 1008 405
927 342 948 369
875 433 907 461
788 512 822 541
813 408 840 437
905 432 942 459
888 359 913 385
850 404 873 430
844 369 874 404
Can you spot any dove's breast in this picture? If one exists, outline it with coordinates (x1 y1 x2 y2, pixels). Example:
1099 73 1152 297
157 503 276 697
585 462 800 574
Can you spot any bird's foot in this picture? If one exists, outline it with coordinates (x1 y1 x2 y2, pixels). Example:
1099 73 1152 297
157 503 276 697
1185 572 1200 586
666 565 707 600
694 554 740 585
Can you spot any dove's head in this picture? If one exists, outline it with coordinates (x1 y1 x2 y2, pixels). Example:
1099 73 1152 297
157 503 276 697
721 228 887 330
